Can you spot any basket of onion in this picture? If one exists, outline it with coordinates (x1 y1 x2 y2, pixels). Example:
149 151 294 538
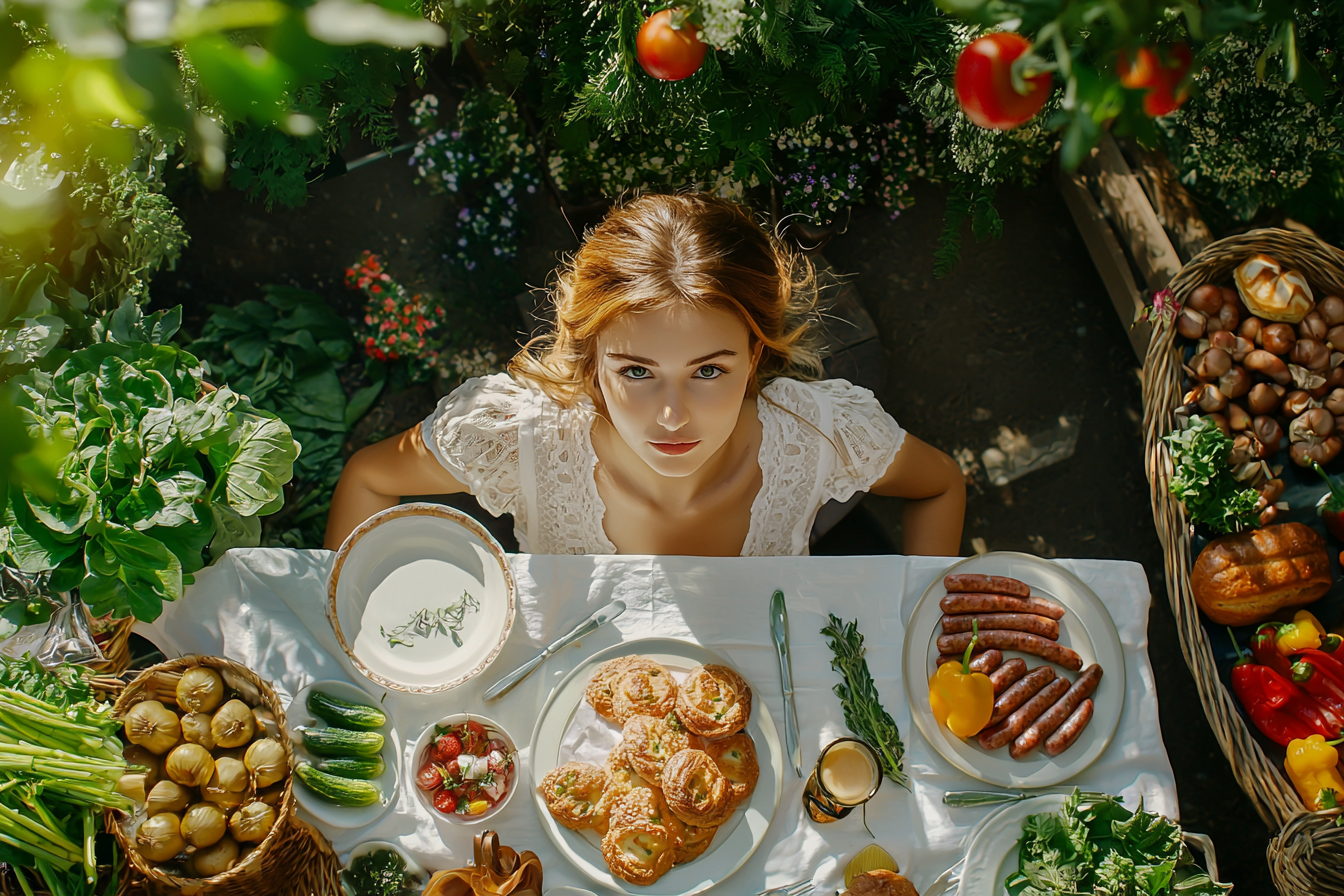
109 655 315 895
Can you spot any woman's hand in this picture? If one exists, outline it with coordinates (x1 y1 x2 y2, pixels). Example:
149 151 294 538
323 424 467 550
869 434 966 556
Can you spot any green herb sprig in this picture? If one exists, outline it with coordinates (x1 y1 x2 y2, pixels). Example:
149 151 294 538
1164 416 1261 534
380 591 480 649
820 614 907 788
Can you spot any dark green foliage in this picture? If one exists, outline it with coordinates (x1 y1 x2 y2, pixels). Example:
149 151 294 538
194 288 360 547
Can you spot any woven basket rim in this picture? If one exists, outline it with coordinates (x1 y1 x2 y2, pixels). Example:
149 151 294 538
109 654 296 891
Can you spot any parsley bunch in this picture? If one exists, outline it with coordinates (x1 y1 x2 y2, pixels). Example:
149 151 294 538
1007 789 1230 896
1164 416 1261 534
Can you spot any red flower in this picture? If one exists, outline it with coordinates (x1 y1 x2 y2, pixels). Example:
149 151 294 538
386 335 397 346
370 285 381 294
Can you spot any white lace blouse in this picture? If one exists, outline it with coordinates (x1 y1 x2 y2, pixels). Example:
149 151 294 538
420 374 905 556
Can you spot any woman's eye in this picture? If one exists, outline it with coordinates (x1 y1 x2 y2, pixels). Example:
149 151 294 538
622 366 651 379
695 365 723 379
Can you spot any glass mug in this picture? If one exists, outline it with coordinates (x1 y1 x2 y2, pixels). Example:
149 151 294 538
802 737 883 822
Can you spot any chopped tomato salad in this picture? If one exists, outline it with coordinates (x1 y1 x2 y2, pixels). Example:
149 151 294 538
417 720 514 817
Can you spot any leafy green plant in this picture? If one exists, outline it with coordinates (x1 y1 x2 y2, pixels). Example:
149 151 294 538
1 309 298 622
1165 415 1261 535
194 287 377 548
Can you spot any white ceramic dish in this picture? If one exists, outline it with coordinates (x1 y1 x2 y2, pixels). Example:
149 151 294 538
530 637 783 896
327 503 516 694
903 552 1126 788
288 679 400 829
410 713 518 824
958 792 1068 896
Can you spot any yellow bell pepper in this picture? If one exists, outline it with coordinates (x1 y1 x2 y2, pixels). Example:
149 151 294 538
1276 610 1327 655
929 622 995 738
1285 734 1344 811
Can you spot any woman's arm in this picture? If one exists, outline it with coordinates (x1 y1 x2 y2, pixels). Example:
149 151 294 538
868 434 966 556
323 424 467 549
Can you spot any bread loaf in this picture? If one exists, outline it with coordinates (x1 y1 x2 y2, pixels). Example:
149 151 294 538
846 870 920 896
1190 522 1331 626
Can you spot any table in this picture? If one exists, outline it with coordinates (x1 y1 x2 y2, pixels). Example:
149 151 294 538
141 549 1176 894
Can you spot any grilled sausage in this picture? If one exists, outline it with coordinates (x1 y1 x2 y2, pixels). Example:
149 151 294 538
940 613 1060 640
988 666 1055 725
936 648 989 666
944 574 1031 597
939 593 1066 620
1045 699 1095 757
937 630 1084 671
989 658 1028 695
1009 664 1104 759
978 677 1070 750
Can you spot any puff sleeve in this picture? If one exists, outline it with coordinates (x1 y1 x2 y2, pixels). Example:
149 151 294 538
815 379 905 504
420 373 528 518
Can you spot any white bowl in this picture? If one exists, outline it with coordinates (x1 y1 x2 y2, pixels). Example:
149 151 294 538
410 713 518 825
327 503 516 695
287 679 400 829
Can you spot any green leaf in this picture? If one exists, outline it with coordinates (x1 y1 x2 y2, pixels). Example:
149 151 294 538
83 521 184 621
3 493 80 572
175 389 240 451
115 478 166 530
145 470 207 529
208 503 262 560
344 380 384 427
209 413 298 516
24 473 96 536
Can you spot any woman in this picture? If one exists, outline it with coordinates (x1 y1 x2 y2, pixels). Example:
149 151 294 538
325 193 964 556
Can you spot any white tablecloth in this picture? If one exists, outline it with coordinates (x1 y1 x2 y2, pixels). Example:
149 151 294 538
140 549 1175 894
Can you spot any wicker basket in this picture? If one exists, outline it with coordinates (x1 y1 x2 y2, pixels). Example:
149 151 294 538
1142 228 1344 896
108 655 339 896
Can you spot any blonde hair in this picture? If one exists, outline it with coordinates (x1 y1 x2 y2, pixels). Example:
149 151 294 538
510 193 822 412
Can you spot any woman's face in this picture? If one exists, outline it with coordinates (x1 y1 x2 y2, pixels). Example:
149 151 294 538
596 302 757 478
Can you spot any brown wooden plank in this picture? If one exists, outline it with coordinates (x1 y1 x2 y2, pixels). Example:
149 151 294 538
1081 133 1184 293
1056 163 1151 361
1120 140 1215 263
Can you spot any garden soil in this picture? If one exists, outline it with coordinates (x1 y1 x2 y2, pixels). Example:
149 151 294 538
152 155 1272 891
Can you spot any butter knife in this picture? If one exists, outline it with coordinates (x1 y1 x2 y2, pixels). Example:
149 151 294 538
483 600 625 701
770 589 802 776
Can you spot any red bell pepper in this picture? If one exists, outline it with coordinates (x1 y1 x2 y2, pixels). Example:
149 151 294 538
1291 658 1344 719
1230 630 1342 745
1298 647 1344 684
1252 623 1296 677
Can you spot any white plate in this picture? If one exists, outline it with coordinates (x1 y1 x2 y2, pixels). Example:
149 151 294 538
530 638 783 896
903 552 1126 788
327 503 516 694
288 679 400 829
958 793 1068 896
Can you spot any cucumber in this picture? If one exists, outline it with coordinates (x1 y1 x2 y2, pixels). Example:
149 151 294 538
306 691 386 731
295 726 384 757
295 763 382 806
316 756 385 779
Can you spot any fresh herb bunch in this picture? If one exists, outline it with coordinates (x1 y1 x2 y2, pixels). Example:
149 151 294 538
2 309 299 622
1164 416 1261 535
820 614 907 788
342 848 418 896
0 655 94 709
1007 788 1230 896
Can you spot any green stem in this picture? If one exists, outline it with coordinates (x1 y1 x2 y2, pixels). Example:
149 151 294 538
961 619 980 674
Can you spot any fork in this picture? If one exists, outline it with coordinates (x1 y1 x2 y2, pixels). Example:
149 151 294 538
755 880 814 896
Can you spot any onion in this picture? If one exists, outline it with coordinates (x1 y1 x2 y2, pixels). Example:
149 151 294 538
116 773 147 805
190 836 239 878
123 745 162 791
228 801 276 843
177 667 225 714
181 803 227 849
211 700 255 749
165 743 215 789
181 713 217 751
125 701 181 755
244 739 288 789
145 780 191 817
252 707 280 740
202 758 248 808
136 813 186 864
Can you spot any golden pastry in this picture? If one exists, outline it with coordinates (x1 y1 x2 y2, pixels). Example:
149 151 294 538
601 790 677 885
704 733 759 806
585 657 637 722
672 821 717 864
597 746 652 823
675 664 752 737
660 748 734 828
621 714 692 783
611 661 678 724
540 762 607 831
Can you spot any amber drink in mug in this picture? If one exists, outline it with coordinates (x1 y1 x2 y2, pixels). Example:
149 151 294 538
803 737 882 822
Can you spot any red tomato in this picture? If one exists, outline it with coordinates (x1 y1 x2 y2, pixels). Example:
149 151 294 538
1117 46 1161 89
954 33 1052 130
433 789 458 815
432 732 462 764
636 9 707 81
1119 43 1191 117
415 762 443 792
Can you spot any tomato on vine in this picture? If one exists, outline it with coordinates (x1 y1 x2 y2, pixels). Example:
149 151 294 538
954 33 1052 131
636 8 707 81
1118 43 1192 117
